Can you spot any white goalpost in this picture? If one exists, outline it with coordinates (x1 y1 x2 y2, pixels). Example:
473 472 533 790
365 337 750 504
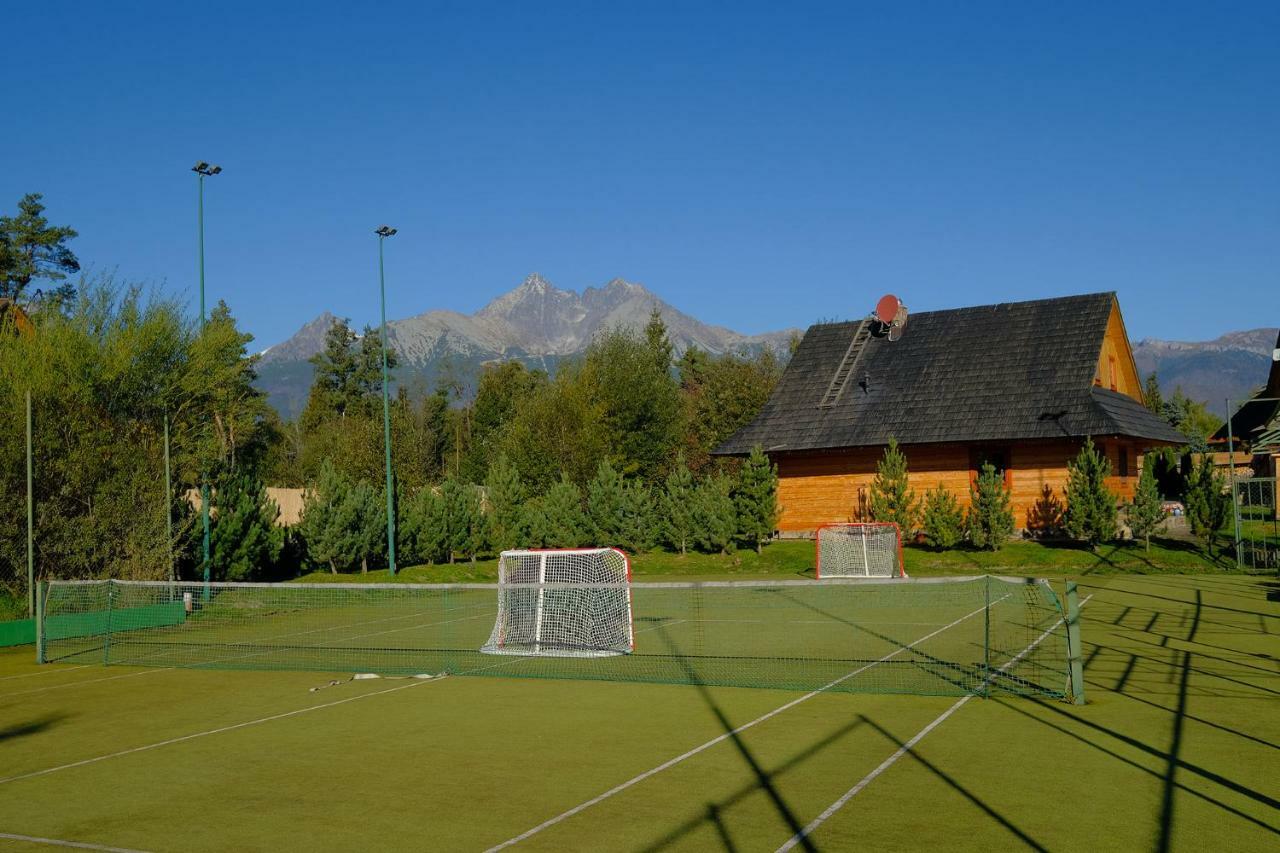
481 547 634 657
815 523 906 578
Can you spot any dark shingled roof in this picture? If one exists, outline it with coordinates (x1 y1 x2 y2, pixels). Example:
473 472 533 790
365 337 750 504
715 292 1187 455
1212 330 1280 452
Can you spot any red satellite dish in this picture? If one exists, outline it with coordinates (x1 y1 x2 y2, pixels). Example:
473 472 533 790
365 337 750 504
874 294 909 341
875 294 901 325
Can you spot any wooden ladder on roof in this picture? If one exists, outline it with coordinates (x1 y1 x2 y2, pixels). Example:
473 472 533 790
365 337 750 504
818 319 872 409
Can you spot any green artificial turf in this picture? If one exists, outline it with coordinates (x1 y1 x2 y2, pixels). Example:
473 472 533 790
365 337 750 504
0 574 1275 851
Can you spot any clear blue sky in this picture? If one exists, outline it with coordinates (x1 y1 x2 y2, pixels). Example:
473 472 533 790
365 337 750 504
2 1 1276 348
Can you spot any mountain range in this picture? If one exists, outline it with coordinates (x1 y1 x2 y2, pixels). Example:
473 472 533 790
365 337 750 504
1132 328 1279 414
256 274 798 418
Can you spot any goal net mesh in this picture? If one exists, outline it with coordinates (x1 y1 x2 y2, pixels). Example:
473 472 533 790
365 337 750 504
817 523 903 578
481 548 633 657
37 575 1073 699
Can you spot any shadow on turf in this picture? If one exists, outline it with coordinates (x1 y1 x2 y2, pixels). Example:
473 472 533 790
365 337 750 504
0 712 67 744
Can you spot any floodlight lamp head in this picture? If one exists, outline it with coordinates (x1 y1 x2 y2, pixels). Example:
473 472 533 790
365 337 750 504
376 225 397 237
209 165 222 175
193 161 210 172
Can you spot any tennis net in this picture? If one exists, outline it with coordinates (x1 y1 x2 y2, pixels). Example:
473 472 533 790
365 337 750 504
37 576 1074 699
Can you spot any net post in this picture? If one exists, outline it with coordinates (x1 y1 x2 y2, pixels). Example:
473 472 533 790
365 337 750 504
982 575 991 698
1065 581 1086 704
35 580 46 664
102 581 115 666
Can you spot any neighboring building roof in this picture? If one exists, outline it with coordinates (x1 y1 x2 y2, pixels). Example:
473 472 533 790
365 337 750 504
716 292 1187 455
1212 330 1280 453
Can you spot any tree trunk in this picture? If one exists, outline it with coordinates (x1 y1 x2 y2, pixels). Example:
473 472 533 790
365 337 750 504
328 558 337 575
361 556 368 574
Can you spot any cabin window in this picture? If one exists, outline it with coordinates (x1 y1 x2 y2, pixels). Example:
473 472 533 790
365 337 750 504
1119 446 1130 478
1109 356 1118 391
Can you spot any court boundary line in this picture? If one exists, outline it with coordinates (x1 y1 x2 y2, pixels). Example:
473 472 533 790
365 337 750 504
0 831 151 852
484 596 1006 852
0 665 91 682
774 593 1093 852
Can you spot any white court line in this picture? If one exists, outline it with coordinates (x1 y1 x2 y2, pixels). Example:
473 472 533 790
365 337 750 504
774 594 1093 852
0 675 444 787
0 831 151 852
484 597 1004 852
0 665 91 682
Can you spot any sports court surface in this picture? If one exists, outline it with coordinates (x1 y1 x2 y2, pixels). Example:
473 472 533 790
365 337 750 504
0 574 1276 852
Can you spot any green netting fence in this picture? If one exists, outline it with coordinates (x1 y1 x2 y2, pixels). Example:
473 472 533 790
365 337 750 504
38 576 1076 699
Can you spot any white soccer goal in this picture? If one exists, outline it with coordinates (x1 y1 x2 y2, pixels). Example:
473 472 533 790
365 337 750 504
481 548 633 657
815 523 906 578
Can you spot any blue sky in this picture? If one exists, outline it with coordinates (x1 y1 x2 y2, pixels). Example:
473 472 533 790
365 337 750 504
2 1 1276 347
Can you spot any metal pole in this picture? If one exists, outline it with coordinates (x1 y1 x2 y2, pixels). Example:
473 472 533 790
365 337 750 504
26 389 34 618
982 575 991 698
1065 581 1085 704
164 411 174 583
378 234 397 575
1225 398 1242 570
197 172 211 590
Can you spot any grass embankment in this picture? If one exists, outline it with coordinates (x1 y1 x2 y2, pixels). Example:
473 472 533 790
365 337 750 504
295 535 1233 584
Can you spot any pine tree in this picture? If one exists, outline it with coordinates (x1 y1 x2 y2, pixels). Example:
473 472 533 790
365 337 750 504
1185 457 1230 555
402 486 448 565
618 480 656 553
660 452 696 554
484 453 527 553
586 459 628 545
441 478 486 563
1128 456 1165 552
299 460 350 573
967 463 1014 551
345 480 387 573
540 475 587 548
1064 437 1118 548
693 474 737 554
869 438 918 535
1143 372 1164 416
734 446 779 554
921 484 965 550
209 474 282 581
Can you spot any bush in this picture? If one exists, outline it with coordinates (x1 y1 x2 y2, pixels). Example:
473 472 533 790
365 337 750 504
921 484 965 549
967 463 1014 551
1063 437 1117 548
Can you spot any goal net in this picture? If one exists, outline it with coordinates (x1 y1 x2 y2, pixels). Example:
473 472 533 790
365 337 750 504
480 548 633 658
816 523 905 578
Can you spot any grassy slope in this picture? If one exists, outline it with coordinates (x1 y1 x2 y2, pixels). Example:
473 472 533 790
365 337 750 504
295 536 1234 585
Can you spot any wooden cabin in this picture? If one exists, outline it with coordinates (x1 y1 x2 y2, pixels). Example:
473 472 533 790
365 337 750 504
714 292 1187 534
1212 330 1280 487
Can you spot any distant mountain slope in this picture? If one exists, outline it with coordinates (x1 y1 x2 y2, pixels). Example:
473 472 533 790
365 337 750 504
1132 327 1278 411
256 274 797 419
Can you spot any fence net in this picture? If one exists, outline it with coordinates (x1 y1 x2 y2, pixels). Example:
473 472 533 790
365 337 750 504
39 576 1071 699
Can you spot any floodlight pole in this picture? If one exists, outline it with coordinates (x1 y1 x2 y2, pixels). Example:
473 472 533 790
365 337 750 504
26 389 34 617
193 162 221 591
377 226 398 575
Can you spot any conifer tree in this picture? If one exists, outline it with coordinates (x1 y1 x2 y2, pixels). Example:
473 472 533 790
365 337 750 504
441 478 486 563
586 459 628 545
967 462 1014 551
921 484 965 550
209 474 282 581
402 486 448 565
539 476 587 548
660 452 697 554
344 480 387 573
618 480 656 553
869 438 918 535
693 474 737 554
1185 457 1230 555
299 460 350 573
734 446 779 554
484 453 527 553
1064 437 1117 548
1128 455 1165 552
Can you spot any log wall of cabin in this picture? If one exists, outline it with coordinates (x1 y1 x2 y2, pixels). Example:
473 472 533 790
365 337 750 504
775 437 1142 534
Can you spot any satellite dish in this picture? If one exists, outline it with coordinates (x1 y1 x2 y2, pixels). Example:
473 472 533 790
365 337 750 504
874 294 909 341
874 294 901 326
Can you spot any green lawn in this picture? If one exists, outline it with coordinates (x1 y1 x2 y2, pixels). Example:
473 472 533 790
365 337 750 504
294 536 1235 586
1 573 1275 851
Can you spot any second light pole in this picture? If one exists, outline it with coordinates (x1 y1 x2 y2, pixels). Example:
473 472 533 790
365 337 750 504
193 161 222 589
376 225 398 575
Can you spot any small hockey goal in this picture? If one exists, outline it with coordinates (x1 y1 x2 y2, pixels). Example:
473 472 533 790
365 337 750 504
481 547 633 657
815 523 906 578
